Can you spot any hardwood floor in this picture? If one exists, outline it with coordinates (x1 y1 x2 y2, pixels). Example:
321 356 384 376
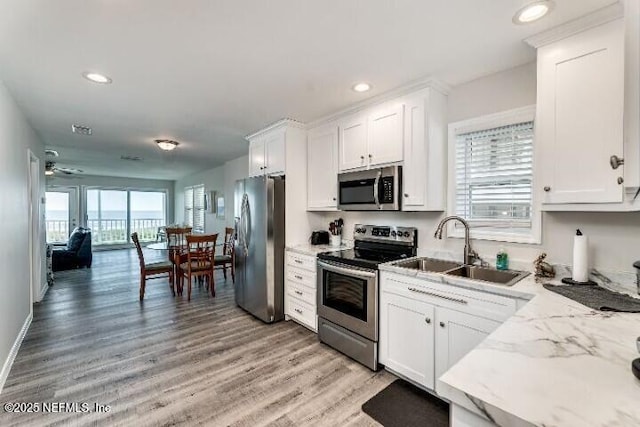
0 249 393 426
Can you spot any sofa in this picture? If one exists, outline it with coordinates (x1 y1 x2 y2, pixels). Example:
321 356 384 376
52 227 93 272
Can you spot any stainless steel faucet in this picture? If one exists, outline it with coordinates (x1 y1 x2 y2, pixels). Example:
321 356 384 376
434 215 479 266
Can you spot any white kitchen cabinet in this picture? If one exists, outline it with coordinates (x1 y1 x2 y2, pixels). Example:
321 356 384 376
284 250 318 332
307 123 339 210
339 113 368 171
380 291 436 390
368 103 404 167
247 128 286 177
535 19 625 205
401 88 447 211
434 307 501 386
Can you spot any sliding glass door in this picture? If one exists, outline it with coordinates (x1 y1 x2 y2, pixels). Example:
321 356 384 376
45 187 79 243
86 188 167 245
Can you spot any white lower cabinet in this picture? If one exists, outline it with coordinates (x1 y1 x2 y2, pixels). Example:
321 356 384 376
379 292 436 389
379 271 515 393
284 250 318 332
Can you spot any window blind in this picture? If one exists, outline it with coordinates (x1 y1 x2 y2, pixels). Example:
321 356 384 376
193 185 205 232
184 186 194 228
455 121 534 235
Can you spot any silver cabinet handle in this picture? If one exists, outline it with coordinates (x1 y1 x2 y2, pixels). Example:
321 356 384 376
440 322 445 328
610 155 624 170
425 317 431 324
360 155 365 160
294 308 303 314
295 290 303 296
617 177 624 185
368 154 372 159
294 259 303 264
407 286 468 305
404 193 409 198
544 186 551 192
294 275 303 280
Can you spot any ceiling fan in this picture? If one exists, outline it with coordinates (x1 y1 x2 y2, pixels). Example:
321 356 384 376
45 161 84 176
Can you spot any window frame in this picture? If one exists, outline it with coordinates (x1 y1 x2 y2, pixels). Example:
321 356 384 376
447 105 541 244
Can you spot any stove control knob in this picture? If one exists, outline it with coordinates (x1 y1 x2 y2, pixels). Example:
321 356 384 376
405 232 411 238
391 231 397 237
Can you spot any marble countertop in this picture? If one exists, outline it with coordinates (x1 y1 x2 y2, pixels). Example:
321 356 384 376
286 242 353 257
380 258 640 427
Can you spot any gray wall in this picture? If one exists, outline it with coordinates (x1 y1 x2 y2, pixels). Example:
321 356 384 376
47 174 175 226
0 79 46 388
174 155 248 235
310 62 640 273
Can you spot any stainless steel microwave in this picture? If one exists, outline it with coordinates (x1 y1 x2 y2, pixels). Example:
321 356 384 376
338 166 402 211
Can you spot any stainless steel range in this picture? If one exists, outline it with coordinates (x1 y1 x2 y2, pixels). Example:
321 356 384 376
317 224 418 370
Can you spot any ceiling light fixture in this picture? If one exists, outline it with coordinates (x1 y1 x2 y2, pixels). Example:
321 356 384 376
513 1 554 24
82 71 112 84
352 82 371 93
155 139 179 151
45 169 54 176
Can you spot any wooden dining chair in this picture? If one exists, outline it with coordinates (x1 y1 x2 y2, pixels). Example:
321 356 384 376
165 226 192 295
214 227 235 283
132 232 174 300
179 233 218 301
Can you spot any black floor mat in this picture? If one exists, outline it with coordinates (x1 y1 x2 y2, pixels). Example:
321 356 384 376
362 379 449 427
543 283 640 312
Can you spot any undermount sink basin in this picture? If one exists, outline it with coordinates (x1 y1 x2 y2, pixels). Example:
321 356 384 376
394 258 462 273
445 265 529 287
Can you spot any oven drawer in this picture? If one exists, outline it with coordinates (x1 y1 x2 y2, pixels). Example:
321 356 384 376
286 252 317 273
286 281 316 306
380 272 517 321
286 266 316 289
287 294 317 331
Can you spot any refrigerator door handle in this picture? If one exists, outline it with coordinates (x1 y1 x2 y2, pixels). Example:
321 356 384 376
241 193 250 256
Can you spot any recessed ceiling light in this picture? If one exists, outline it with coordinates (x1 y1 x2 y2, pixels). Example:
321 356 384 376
72 124 92 135
352 82 371 93
155 139 180 151
513 1 554 24
82 71 112 84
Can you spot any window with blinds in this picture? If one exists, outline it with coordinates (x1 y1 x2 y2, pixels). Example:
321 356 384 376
453 120 535 238
184 184 205 232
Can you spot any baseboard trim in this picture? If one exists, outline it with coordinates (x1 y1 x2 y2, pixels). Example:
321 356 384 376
38 283 49 302
0 312 33 394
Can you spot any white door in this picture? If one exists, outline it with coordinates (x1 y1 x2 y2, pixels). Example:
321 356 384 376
339 113 368 171
248 138 266 177
307 124 339 210
368 103 404 167
402 93 427 208
45 187 80 244
264 130 286 175
379 291 435 389
537 19 625 204
434 308 501 387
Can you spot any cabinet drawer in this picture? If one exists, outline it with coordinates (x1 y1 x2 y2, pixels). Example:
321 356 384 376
286 252 317 272
286 280 316 306
287 295 317 331
381 273 517 321
287 266 316 289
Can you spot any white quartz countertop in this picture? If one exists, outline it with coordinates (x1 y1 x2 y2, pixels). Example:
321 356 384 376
380 260 640 427
286 242 352 257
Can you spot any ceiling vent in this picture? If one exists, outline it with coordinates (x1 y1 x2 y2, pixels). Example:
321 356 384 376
71 124 92 135
45 149 59 157
120 155 143 162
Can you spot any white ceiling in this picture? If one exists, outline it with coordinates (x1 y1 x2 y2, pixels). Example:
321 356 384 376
0 0 617 180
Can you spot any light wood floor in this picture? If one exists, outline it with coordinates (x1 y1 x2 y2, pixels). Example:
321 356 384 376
0 249 394 426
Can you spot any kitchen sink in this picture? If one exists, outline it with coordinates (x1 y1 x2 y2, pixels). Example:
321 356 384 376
445 265 529 287
394 258 462 273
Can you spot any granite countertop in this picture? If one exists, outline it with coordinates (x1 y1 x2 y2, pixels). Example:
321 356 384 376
286 242 353 257
380 259 640 427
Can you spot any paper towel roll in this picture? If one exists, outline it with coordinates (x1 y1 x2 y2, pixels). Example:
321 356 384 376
572 230 589 283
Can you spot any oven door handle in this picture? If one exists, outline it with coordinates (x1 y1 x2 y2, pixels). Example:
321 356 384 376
317 261 377 279
373 170 382 209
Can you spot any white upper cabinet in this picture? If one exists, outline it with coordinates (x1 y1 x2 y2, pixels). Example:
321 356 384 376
401 88 447 211
307 123 339 210
339 113 368 171
536 19 625 206
248 128 286 177
368 103 404 167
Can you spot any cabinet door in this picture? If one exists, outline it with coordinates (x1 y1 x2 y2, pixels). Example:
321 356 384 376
380 291 435 389
339 114 368 171
264 131 286 175
248 138 266 177
402 94 427 208
435 307 500 384
537 20 624 204
368 103 404 167
307 124 339 210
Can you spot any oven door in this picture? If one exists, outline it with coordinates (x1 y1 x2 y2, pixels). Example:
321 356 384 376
317 260 378 341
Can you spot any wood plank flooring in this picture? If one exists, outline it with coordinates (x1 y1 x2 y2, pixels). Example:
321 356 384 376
0 249 394 426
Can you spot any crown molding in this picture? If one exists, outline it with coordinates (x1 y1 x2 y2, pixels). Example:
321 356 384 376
245 118 306 141
524 2 624 48
306 76 451 129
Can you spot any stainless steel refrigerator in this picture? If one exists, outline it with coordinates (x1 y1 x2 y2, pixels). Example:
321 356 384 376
234 175 285 323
